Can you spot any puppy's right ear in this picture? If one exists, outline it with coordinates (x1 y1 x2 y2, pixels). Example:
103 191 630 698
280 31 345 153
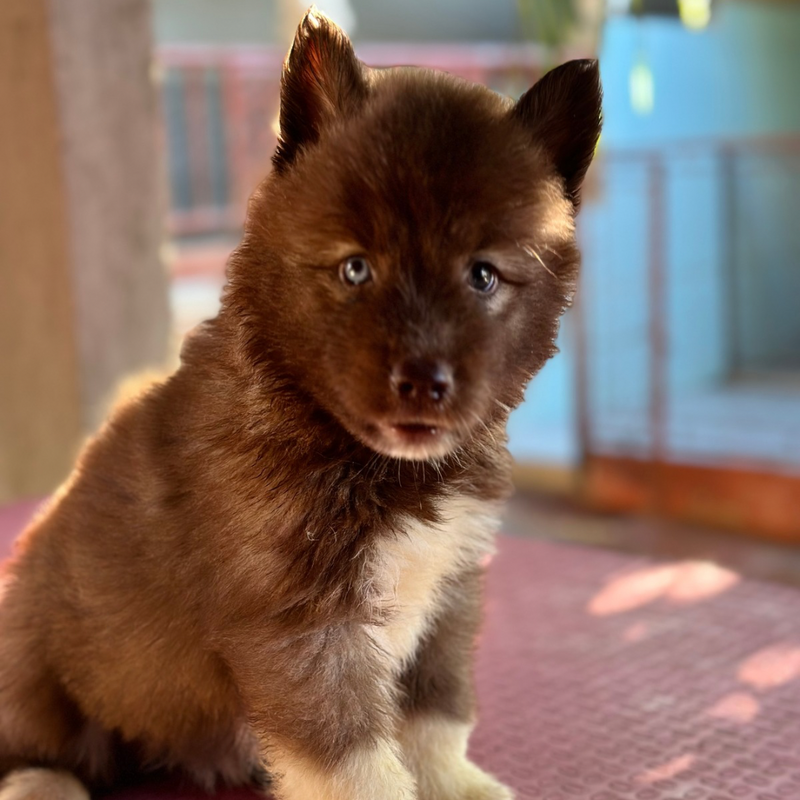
273 8 367 172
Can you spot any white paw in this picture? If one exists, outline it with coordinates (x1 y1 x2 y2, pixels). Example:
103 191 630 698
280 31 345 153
418 759 514 800
458 764 514 800
0 769 90 800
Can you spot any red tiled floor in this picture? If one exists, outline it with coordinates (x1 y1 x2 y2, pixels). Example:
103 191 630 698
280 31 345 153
472 538 800 799
3 503 800 799
0 499 44 553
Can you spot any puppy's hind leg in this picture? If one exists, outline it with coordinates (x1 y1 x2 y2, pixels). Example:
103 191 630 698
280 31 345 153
0 601 112 799
0 769 89 800
0 655 103 800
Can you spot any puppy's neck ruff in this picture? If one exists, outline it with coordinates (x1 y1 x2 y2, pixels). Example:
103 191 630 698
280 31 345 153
367 494 500 671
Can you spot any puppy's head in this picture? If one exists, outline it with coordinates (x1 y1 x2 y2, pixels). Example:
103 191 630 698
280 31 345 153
226 10 601 461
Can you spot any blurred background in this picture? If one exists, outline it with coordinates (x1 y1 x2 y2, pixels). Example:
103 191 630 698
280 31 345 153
3 0 800 579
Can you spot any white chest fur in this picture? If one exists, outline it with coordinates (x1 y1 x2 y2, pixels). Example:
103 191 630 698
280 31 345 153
366 494 500 671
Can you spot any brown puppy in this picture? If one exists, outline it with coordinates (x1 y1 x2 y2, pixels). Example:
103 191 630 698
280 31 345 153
0 10 601 800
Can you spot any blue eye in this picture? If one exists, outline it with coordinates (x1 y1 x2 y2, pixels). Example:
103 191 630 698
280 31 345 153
468 261 498 294
340 256 372 286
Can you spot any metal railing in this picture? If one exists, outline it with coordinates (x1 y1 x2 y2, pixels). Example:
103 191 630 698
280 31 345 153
576 136 800 475
157 43 567 237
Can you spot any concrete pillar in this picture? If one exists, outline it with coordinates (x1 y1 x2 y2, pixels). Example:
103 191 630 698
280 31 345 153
49 0 171 432
0 0 83 503
0 0 169 503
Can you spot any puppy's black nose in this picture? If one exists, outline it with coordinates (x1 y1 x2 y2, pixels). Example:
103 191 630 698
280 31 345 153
391 359 454 403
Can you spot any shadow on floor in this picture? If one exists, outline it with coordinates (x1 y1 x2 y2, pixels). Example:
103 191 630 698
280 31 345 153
504 488 800 588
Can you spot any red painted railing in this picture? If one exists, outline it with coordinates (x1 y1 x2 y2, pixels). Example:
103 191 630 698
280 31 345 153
157 44 568 238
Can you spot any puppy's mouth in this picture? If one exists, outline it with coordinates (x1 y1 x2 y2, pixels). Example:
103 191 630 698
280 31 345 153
391 422 441 439
368 418 460 461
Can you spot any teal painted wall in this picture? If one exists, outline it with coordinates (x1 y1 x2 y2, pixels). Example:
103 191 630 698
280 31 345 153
508 1 800 466
153 0 277 45
601 2 800 145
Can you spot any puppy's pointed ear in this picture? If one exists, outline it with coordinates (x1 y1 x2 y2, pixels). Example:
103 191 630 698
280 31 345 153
273 8 367 172
512 60 602 209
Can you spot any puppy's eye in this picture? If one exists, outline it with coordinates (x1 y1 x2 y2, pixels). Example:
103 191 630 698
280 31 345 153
468 261 499 294
340 256 372 286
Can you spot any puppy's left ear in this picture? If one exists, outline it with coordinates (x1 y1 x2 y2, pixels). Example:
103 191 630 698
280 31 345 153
273 8 367 172
512 60 602 209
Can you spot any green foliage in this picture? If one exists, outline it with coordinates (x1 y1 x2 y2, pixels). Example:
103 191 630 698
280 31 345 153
518 0 580 49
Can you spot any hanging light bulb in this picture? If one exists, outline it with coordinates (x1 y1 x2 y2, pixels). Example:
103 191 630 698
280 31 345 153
629 55 655 116
678 0 712 31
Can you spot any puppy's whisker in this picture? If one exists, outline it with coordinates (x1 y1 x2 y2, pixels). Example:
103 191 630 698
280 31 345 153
542 243 564 261
520 243 558 279
468 410 499 448
353 450 380 480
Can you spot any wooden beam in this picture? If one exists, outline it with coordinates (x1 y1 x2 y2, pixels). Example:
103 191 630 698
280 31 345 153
0 0 170 503
583 455 800 543
0 0 83 503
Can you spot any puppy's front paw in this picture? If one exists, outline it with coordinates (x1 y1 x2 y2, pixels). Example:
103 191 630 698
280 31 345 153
455 761 514 800
401 717 513 800
463 770 513 800
417 758 513 800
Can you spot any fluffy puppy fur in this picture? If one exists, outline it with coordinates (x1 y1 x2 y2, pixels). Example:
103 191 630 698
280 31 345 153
0 10 601 800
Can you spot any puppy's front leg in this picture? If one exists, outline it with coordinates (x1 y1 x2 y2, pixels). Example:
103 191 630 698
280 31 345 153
228 624 416 800
399 569 513 800
268 736 415 800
